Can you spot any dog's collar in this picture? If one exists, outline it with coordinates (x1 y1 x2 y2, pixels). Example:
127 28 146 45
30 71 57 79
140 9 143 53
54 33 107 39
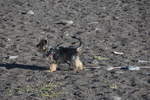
48 54 53 57
47 52 55 57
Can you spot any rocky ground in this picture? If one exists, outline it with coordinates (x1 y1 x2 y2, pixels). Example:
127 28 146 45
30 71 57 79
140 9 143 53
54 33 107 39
0 0 150 100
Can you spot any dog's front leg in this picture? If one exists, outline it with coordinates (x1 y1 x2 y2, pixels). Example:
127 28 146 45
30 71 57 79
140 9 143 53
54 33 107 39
50 63 58 72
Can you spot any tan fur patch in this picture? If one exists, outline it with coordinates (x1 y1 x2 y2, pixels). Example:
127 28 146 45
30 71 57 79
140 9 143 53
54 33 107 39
74 56 84 71
50 63 57 72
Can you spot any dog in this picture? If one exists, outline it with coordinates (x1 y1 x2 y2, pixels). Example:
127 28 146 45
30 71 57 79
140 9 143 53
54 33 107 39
36 36 84 72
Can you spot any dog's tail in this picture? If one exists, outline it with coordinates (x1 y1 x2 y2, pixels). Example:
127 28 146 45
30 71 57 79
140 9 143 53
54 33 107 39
71 36 82 51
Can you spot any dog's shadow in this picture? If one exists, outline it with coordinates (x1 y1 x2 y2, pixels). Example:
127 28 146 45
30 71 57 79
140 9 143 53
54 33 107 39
0 63 48 71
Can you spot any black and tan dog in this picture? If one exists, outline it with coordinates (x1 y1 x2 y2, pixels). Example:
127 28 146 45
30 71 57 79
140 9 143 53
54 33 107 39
36 36 84 72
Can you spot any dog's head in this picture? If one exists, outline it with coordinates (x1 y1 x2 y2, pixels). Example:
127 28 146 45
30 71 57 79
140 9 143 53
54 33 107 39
36 39 48 52
44 47 57 57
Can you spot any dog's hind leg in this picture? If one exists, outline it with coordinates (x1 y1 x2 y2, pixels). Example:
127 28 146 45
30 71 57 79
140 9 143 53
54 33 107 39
74 56 84 72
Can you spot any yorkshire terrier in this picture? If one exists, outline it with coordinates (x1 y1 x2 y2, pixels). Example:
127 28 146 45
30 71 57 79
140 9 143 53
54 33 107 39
36 36 84 72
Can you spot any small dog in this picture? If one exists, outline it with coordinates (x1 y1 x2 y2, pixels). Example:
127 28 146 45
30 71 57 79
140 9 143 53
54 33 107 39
36 36 84 72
